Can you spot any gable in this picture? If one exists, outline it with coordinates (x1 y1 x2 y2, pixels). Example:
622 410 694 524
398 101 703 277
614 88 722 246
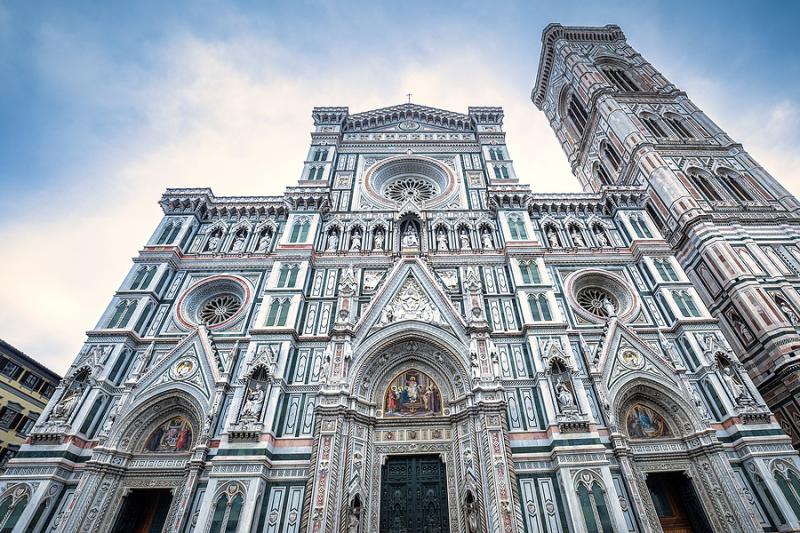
355 259 467 340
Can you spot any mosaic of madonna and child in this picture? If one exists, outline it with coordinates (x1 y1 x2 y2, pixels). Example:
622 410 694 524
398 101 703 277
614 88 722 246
144 416 193 452
384 370 442 416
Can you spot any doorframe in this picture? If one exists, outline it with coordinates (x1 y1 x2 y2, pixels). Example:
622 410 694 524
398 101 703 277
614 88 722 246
378 453 452 532
372 444 457 532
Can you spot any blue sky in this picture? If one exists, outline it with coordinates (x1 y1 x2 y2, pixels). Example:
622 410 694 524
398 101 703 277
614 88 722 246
1 0 799 373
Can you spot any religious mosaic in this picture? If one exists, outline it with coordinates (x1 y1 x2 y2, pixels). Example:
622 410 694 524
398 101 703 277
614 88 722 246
144 416 193 452
384 370 442 417
625 404 672 439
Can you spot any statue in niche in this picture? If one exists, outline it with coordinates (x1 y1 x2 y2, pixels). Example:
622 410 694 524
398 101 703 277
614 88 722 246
556 382 575 410
481 227 494 249
231 231 246 253
50 384 84 420
327 231 340 251
593 226 609 247
207 230 222 252
240 386 266 420
464 488 480 533
401 223 419 248
436 229 449 251
459 228 471 250
546 227 560 248
691 387 709 418
350 230 362 251
346 495 362 533
490 346 501 380
721 363 746 401
373 228 385 250
100 402 120 436
570 227 585 247
776 296 799 325
256 230 272 252
729 311 754 344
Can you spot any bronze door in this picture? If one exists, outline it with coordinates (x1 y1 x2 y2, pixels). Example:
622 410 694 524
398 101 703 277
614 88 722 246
380 455 450 533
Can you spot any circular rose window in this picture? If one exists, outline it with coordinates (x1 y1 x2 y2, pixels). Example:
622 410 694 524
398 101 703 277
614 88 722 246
576 287 618 318
383 177 438 203
199 295 242 325
176 275 250 330
564 269 640 324
362 155 458 209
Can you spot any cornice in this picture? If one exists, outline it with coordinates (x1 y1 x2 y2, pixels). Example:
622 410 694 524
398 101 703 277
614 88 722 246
344 103 474 132
160 188 288 219
532 24 625 108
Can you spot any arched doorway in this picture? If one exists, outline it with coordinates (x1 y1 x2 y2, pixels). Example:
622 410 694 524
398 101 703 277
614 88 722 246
304 329 520 533
612 382 761 532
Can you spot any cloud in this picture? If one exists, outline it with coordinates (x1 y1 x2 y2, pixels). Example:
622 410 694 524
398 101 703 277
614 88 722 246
4 5 797 375
0 20 575 374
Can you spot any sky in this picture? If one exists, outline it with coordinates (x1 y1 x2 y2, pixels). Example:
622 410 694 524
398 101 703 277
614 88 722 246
1 0 799 375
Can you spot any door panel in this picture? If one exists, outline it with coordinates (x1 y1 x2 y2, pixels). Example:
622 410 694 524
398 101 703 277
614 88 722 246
380 455 450 533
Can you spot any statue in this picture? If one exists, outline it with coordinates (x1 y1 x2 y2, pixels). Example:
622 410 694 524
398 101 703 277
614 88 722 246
51 386 82 420
556 383 575 410
402 224 419 248
601 297 617 318
481 228 494 249
490 347 501 381
594 227 609 247
231 234 246 253
327 231 339 251
722 365 746 400
436 229 448 251
459 228 471 250
731 314 754 344
256 232 272 252
470 350 480 380
547 228 560 248
373 229 385 250
779 301 799 325
464 489 480 533
691 387 709 418
320 353 332 384
241 387 266 420
207 234 221 252
570 228 585 247
381 304 395 325
350 230 362 251
100 403 119 436
346 496 362 533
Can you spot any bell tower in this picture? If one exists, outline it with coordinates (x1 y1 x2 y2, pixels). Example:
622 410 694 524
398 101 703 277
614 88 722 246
533 24 800 443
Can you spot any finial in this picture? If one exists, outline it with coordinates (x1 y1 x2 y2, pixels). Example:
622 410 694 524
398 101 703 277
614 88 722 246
406 93 412 104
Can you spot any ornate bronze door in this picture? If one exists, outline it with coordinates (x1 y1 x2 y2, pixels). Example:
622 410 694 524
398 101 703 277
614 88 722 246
380 455 450 533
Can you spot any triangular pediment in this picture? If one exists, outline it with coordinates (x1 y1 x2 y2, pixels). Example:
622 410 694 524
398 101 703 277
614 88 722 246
133 326 226 403
355 259 467 339
596 320 680 394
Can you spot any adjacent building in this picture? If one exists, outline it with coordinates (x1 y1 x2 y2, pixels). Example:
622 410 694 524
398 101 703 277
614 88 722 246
1 23 800 533
0 339 58 470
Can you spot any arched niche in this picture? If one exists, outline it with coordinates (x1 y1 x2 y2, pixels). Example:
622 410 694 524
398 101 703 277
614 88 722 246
350 331 470 409
106 391 204 454
613 380 705 440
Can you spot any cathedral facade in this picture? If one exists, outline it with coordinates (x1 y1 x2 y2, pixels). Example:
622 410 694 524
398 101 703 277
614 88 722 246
4 23 800 533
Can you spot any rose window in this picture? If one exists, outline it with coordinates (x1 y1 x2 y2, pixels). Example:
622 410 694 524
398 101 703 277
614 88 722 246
383 177 438 203
199 295 242 325
576 287 618 318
